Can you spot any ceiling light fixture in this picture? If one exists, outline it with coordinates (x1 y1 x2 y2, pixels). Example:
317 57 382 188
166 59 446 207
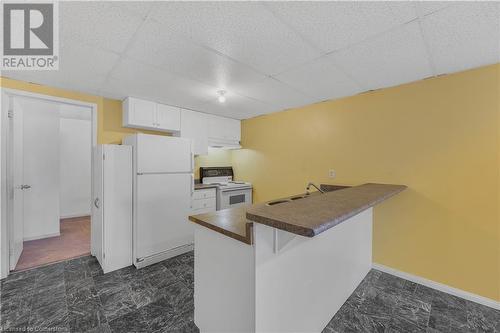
217 90 226 103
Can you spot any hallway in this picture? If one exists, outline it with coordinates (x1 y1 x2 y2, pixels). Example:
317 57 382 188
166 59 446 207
15 216 91 271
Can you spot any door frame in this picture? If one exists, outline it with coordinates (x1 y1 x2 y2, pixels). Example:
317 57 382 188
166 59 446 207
0 88 98 278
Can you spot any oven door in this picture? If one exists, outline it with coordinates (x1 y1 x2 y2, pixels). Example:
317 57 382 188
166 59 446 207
217 188 252 210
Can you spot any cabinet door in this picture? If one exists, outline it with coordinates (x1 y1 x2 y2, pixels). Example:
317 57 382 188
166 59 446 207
181 109 208 155
207 114 225 140
127 98 157 128
208 114 241 142
225 117 241 142
157 103 181 132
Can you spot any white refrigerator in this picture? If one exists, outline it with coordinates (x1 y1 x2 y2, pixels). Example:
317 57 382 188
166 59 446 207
123 134 194 268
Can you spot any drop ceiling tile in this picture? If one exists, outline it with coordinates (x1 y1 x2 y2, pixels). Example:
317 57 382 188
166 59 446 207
60 42 120 77
126 18 266 91
199 92 276 120
275 57 363 101
107 58 217 111
56 74 107 97
3 41 118 96
150 2 321 75
421 2 500 75
415 1 456 17
236 77 318 111
265 2 417 53
60 2 146 53
329 21 433 91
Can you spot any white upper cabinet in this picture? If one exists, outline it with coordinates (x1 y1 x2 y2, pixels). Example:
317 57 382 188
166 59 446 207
123 97 181 133
123 97 241 152
123 98 156 129
208 114 241 144
180 109 209 156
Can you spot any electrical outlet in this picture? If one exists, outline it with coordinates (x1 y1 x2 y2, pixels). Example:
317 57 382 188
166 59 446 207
328 169 336 178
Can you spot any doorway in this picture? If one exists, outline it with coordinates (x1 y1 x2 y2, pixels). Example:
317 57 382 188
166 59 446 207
2 89 97 275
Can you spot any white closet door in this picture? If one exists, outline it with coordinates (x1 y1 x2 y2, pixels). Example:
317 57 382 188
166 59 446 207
92 146 104 265
103 145 132 272
17 97 60 240
10 98 24 270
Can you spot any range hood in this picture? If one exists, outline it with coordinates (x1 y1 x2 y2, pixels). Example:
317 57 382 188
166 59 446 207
208 138 242 150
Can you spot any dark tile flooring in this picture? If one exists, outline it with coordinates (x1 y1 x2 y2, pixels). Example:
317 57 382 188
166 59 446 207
1 252 196 332
1 251 499 333
322 270 500 333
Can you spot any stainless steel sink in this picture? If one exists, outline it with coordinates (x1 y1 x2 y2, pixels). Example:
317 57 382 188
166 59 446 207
290 195 308 200
266 193 312 206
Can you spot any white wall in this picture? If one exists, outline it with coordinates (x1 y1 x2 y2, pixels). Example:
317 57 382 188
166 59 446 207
59 105 91 218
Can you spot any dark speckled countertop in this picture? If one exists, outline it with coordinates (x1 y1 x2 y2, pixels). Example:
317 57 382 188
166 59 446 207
189 183 406 244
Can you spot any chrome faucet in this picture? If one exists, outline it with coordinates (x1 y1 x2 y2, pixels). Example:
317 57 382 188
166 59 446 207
306 182 325 195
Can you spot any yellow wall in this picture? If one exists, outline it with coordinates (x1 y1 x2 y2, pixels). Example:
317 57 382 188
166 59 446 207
0 77 169 144
194 148 233 180
232 64 500 301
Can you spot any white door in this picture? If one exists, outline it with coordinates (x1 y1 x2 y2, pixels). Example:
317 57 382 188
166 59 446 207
92 146 103 265
156 104 180 131
131 98 156 128
136 173 193 260
9 98 24 270
136 134 193 173
14 97 60 241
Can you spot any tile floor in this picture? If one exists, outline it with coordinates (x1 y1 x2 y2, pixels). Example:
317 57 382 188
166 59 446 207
15 216 91 271
1 251 499 332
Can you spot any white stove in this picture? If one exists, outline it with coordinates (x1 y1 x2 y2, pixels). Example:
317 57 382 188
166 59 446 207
200 167 252 210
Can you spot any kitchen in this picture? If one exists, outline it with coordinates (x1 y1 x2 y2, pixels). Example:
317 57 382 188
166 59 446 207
1 1 499 333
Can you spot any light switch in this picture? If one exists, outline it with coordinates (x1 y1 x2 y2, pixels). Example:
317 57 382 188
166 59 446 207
329 169 336 178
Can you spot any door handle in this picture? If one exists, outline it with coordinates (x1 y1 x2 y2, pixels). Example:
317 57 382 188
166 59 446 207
94 198 100 209
20 185 31 190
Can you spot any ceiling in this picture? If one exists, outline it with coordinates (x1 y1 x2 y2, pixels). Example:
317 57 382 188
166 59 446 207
3 1 499 120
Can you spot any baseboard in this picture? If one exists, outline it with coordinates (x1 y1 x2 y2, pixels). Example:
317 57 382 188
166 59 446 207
134 243 194 269
23 232 60 241
372 263 500 310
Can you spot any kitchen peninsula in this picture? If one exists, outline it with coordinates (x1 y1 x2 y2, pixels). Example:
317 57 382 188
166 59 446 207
189 183 406 333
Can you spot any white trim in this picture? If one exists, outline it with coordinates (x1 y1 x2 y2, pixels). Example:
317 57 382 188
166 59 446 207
23 232 60 242
0 88 98 279
373 263 500 310
134 243 194 269
60 213 91 219
0 88 8 279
